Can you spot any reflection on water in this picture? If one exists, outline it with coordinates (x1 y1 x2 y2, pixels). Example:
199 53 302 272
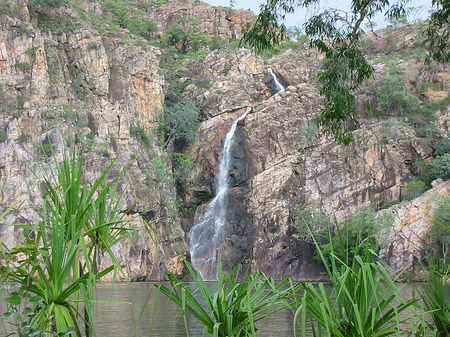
1 282 449 337
93 282 296 337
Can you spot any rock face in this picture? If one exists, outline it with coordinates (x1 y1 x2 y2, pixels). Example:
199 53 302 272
182 41 449 279
379 179 450 275
0 0 186 281
141 0 256 39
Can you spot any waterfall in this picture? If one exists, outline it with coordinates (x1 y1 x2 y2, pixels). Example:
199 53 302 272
267 67 285 93
189 107 251 280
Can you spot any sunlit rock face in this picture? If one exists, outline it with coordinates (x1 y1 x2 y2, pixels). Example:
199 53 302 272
0 0 186 281
379 179 450 275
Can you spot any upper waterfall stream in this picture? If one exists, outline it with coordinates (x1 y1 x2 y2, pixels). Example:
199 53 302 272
189 107 251 280
267 67 285 92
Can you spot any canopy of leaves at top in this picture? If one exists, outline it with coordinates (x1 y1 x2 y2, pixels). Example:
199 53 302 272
243 0 449 144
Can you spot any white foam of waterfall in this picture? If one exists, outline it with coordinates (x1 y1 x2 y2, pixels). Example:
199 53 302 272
189 107 251 280
267 67 285 93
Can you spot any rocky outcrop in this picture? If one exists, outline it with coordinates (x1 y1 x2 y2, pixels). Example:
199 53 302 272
0 0 186 280
182 42 449 279
140 0 256 39
379 179 450 275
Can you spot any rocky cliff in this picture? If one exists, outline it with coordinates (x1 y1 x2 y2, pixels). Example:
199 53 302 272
0 0 186 281
180 28 450 279
0 0 449 280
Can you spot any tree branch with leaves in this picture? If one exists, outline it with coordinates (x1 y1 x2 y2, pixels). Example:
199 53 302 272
243 0 449 144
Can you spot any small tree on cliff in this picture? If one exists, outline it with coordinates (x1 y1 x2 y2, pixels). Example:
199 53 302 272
243 0 449 144
160 101 200 149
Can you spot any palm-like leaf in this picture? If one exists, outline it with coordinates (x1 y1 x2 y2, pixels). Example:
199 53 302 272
158 257 300 336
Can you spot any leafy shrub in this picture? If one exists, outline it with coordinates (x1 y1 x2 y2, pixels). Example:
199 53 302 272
0 130 7 143
376 64 420 116
160 101 200 148
130 124 151 148
101 0 157 40
323 207 393 263
29 0 67 8
403 180 428 201
413 160 435 187
172 152 193 187
432 154 450 180
298 121 319 142
296 203 331 244
433 136 450 156
15 62 31 72
423 197 450 271
297 205 393 264
25 46 38 57
161 18 208 54
380 200 399 209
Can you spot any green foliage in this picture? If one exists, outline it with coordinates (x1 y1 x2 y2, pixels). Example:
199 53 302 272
298 121 319 148
194 79 212 90
61 103 78 122
387 12 409 28
38 142 54 158
380 200 399 209
15 62 31 72
95 0 157 40
18 132 29 144
157 258 300 337
413 160 435 187
298 205 393 264
25 46 38 57
172 152 193 187
0 130 7 143
242 0 448 144
296 204 331 244
161 19 208 54
208 36 241 51
1 150 130 335
424 0 450 63
421 269 450 336
424 198 450 271
376 64 420 116
403 180 428 201
432 154 450 180
433 136 450 156
130 124 152 148
327 207 393 263
35 11 80 33
294 225 416 337
29 0 67 8
160 101 200 148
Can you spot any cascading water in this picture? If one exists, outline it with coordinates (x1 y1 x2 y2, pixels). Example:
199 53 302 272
267 67 285 93
189 107 252 280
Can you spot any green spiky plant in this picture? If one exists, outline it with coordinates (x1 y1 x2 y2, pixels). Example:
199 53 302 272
421 210 450 337
1 148 130 336
294 219 417 337
421 268 450 337
157 258 301 337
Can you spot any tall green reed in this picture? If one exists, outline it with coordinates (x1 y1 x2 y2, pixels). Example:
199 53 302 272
294 220 417 337
158 258 300 337
421 268 450 337
419 210 450 337
1 148 130 336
